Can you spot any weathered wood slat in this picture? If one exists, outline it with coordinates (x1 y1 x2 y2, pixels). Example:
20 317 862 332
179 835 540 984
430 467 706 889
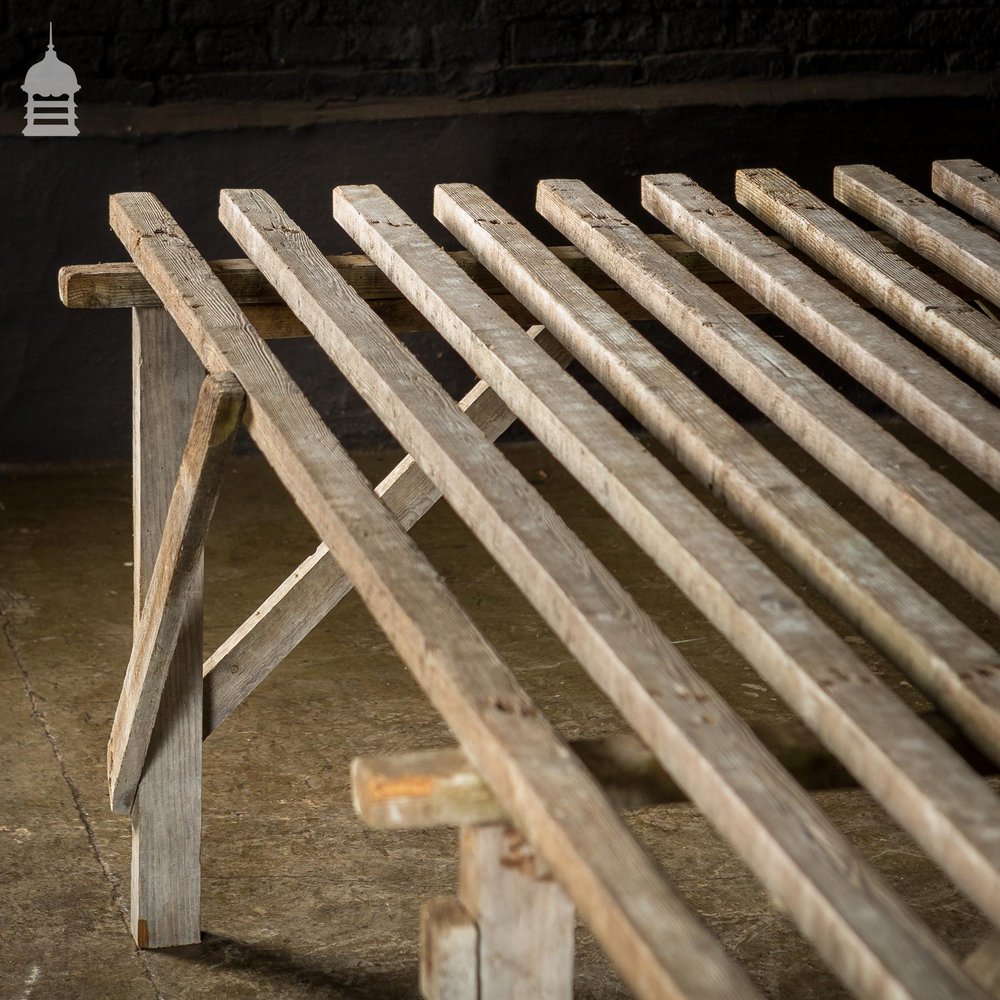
202 325 571 737
352 711 990 830
109 372 244 813
460 824 575 999
835 164 1000 308
398 178 1000 769
312 183 987 999
643 174 1000 492
934 159 1000 234
628 174 1000 618
354 180 1000 941
736 168 1000 396
112 190 761 1000
128 306 206 948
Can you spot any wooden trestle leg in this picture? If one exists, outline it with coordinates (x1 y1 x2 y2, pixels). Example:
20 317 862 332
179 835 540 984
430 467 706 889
420 824 575 1000
129 306 206 948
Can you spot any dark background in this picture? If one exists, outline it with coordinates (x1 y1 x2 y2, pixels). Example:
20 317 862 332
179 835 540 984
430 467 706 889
2 1 998 462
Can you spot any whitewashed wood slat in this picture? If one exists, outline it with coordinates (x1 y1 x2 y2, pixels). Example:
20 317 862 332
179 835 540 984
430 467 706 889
111 190 762 1000
834 163 1000 308
460 823 575 1000
736 167 1000 396
202 325 570 737
934 159 1000 234
128 306 206 948
619 173 1000 618
339 180 1000 945
459 175 1000 767
642 174 1000 491
110 372 244 813
229 182 990 1000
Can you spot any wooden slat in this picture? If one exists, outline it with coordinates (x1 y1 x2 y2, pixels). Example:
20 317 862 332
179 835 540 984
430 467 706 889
644 174 1000 492
834 164 1000 308
128 306 206 948
111 191 761 1000
202 325 571 737
736 168 1000 396
110 371 244 813
459 823 575 999
538 177 1000 765
352 180 1000 941
277 183 997 1000
934 159 1000 234
352 711 988 830
628 174 1000 618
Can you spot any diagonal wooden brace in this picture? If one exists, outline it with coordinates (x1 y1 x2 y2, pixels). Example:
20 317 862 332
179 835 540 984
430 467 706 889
109 371 245 814
201 324 570 737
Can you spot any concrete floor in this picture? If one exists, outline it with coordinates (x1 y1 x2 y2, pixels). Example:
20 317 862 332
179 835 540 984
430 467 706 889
2 423 998 999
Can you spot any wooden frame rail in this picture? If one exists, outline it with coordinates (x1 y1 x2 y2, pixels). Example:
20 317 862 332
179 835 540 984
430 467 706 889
61 156 1000 999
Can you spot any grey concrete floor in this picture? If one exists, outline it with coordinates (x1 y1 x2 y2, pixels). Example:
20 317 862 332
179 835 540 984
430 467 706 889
2 424 998 999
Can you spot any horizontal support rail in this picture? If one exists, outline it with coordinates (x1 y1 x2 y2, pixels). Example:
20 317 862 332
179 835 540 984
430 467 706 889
353 711 994 830
58 232 970 332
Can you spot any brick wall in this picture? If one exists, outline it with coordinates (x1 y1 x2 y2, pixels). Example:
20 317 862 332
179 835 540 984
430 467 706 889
3 0 997 108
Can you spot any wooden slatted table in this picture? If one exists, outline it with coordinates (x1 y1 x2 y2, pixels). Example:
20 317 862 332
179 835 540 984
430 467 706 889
59 159 1000 999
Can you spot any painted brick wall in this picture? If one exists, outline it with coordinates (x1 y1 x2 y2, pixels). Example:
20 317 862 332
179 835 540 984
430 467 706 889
3 1 998 107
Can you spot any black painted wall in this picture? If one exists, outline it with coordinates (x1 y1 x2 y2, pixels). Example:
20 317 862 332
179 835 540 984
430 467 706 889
2 0 998 107
2 1 999 462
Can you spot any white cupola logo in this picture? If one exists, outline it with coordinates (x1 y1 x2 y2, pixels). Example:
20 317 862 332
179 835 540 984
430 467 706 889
22 24 80 137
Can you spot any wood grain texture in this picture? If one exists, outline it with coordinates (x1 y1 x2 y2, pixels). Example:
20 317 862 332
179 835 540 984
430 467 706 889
202 325 571 737
835 164 1000 308
352 710 988 830
644 174 1000 491
395 179 1000 946
634 173 1000 619
532 176 1000 766
110 372 243 813
934 159 1000 234
325 183 990 1000
736 167 1000 396
420 897 478 1000
129 306 206 948
112 190 761 1000
460 823 574 1000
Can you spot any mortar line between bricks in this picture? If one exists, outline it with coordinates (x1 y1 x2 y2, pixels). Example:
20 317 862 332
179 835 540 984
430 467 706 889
2 618 165 1000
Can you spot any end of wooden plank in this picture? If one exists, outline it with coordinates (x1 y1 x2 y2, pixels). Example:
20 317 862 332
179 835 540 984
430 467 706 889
420 896 478 1000
350 751 506 830
639 172 698 222
831 164 876 207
